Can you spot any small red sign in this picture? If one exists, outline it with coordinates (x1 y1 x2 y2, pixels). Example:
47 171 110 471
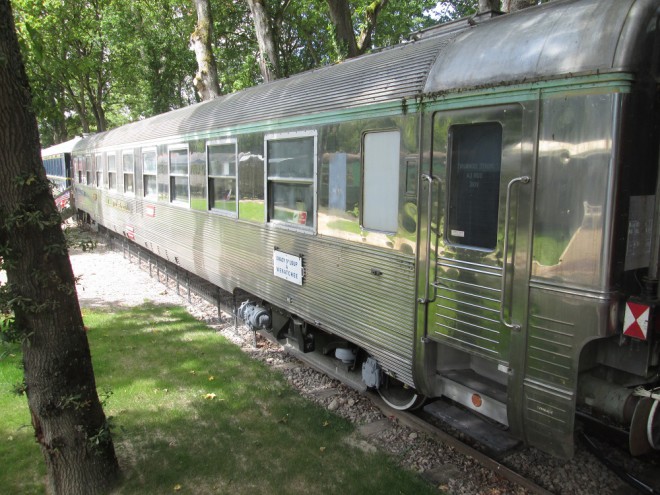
125 225 135 241
623 301 650 340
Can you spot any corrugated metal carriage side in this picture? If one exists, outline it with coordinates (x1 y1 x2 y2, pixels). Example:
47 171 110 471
68 0 660 459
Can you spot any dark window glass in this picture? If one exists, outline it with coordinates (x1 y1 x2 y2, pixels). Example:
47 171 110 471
123 152 134 194
107 154 117 191
447 122 502 250
124 173 134 194
144 175 157 198
95 155 103 188
170 176 189 203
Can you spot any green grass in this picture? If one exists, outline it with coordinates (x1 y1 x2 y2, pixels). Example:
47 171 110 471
0 305 437 495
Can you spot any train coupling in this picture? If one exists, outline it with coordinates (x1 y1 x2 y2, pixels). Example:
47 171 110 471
237 301 272 330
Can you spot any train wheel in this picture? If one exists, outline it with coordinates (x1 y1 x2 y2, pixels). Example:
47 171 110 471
648 399 659 450
378 375 426 411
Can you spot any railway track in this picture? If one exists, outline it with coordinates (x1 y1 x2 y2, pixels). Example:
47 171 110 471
367 392 553 495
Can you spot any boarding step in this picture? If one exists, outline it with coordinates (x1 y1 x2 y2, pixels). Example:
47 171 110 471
442 368 508 403
424 400 520 456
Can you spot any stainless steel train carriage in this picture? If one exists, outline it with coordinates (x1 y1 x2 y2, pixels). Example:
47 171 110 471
70 0 660 458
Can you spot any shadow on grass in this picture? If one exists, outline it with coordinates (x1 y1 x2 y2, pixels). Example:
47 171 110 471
0 304 438 494
81 304 437 495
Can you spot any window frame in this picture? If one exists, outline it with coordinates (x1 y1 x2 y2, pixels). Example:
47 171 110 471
168 144 190 206
106 152 117 191
122 150 135 195
85 155 93 186
206 139 238 217
142 147 158 201
95 153 103 189
264 130 317 233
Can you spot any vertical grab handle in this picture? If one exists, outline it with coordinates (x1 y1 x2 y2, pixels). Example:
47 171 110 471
499 175 530 331
418 173 439 305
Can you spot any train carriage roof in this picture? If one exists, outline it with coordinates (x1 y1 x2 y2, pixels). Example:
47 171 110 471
75 0 659 151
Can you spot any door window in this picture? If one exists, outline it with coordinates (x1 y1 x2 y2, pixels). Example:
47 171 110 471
447 122 502 250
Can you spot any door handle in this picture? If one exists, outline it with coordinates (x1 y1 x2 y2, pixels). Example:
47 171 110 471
499 175 530 331
418 173 440 305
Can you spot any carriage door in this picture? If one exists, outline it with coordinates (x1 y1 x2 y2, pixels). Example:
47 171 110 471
419 103 533 407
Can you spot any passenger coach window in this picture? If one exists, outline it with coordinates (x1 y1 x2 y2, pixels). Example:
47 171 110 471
95 154 103 188
169 146 189 205
447 122 502 250
122 151 134 194
266 132 315 229
142 148 157 200
207 141 237 216
85 156 93 186
107 153 117 191
362 130 400 233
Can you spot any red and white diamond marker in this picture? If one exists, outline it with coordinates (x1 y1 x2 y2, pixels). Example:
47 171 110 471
623 301 650 340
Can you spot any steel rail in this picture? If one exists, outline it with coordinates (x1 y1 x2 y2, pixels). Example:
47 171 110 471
368 392 554 495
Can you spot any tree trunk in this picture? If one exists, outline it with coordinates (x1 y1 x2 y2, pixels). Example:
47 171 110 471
326 0 387 59
502 0 538 12
191 0 221 100
479 0 500 13
245 0 279 82
0 2 120 494
326 0 359 58
356 0 388 55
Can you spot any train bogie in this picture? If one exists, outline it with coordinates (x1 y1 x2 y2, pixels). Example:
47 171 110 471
67 0 660 458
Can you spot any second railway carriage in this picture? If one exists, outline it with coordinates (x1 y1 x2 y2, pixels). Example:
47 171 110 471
41 137 80 212
72 0 660 458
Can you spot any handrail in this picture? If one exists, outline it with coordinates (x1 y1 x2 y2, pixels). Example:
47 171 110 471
418 173 440 305
499 175 530 331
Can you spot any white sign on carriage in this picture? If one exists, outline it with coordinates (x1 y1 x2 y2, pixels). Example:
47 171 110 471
273 250 303 285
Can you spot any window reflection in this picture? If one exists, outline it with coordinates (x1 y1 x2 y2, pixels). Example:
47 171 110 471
208 142 237 216
266 134 315 229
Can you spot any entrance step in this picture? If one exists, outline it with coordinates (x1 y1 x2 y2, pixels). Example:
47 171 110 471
424 400 520 456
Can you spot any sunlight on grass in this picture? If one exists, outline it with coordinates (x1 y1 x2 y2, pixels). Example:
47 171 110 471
1 304 438 495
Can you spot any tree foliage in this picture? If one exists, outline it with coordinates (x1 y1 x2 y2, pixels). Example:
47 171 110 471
13 0 197 146
13 0 547 145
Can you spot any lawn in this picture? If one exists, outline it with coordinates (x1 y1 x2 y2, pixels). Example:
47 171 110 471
0 305 438 495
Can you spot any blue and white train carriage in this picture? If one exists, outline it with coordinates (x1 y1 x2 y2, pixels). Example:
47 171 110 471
71 0 660 458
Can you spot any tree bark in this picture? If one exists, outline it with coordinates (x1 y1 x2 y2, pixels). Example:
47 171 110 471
356 0 388 55
326 0 388 60
479 0 500 12
502 0 538 12
191 0 221 100
326 0 359 58
245 0 280 82
0 1 120 493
